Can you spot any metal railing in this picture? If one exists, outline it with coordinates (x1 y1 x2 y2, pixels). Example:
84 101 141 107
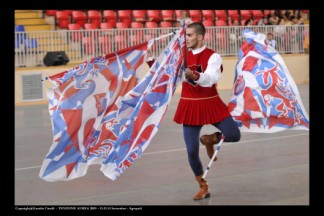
15 25 309 67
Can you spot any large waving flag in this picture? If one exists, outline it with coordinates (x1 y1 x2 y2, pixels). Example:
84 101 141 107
228 29 309 133
39 28 186 181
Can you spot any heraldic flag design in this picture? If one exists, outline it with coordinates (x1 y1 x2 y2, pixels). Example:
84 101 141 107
39 28 186 181
228 29 309 133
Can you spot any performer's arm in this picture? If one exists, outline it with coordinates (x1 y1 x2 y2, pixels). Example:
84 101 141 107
194 53 222 87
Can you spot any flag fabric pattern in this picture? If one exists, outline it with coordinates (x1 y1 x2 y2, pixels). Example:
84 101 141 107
228 29 309 133
39 28 186 181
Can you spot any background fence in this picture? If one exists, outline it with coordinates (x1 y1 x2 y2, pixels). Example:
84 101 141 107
15 25 309 67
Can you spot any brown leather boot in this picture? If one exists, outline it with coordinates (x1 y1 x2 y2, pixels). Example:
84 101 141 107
200 132 220 161
193 175 210 200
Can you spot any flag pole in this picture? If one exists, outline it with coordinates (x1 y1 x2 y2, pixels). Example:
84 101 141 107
202 134 225 180
154 31 177 41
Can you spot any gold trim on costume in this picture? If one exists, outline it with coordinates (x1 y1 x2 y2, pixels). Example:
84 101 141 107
180 95 219 100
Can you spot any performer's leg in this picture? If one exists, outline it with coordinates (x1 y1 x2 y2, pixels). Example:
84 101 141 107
214 116 241 142
183 124 203 176
183 124 210 200
200 116 241 159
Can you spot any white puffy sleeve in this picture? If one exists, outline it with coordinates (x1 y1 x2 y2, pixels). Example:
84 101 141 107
194 52 222 87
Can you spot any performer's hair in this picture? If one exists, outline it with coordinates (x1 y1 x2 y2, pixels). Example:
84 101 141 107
187 22 205 36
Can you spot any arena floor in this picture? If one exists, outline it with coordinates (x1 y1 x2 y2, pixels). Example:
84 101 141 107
15 84 309 206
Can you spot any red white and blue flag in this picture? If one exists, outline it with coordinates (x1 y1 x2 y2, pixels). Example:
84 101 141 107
228 29 309 133
39 28 186 181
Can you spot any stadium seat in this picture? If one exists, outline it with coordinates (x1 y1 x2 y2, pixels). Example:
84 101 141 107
252 10 263 20
147 10 161 23
263 10 270 16
72 10 87 28
130 22 144 28
161 10 175 21
100 22 114 36
240 10 252 20
189 10 201 22
118 10 132 27
88 10 102 28
116 22 129 29
145 21 158 28
100 22 114 29
215 10 227 21
84 23 98 38
175 10 181 19
45 10 57 16
56 11 70 29
202 20 214 27
159 21 172 28
84 23 97 30
228 10 239 20
202 10 214 21
103 10 117 27
61 10 73 16
215 20 227 26
132 10 147 22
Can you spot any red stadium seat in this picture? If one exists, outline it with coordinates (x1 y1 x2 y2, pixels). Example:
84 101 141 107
215 10 227 21
202 10 214 21
88 10 102 28
147 10 161 23
161 10 175 21
175 10 182 19
103 10 117 26
84 23 97 30
116 22 129 29
61 10 73 16
130 22 144 28
252 10 264 20
68 23 81 30
45 10 57 16
56 11 70 29
215 20 227 26
228 10 239 20
145 21 158 28
132 10 146 22
189 10 201 22
118 10 132 27
202 20 214 27
263 10 270 16
240 10 252 20
100 22 114 29
159 21 172 28
72 10 87 28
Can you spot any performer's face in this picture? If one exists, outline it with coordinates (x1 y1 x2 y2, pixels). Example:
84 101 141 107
186 27 202 49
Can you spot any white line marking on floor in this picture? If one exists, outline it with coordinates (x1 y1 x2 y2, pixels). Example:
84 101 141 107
15 133 308 171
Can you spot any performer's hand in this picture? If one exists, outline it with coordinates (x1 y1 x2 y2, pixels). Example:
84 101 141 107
185 69 198 80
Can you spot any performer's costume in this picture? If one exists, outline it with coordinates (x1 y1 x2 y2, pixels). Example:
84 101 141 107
173 46 231 125
173 45 240 200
